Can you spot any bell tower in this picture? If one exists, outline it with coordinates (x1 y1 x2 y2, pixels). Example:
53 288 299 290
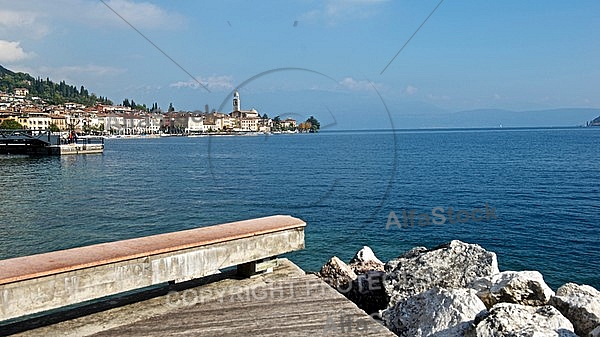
233 90 240 112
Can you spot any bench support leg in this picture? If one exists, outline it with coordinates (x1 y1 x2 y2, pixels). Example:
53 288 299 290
237 257 278 278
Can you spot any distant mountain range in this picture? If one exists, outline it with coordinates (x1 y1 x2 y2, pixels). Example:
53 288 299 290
412 108 600 129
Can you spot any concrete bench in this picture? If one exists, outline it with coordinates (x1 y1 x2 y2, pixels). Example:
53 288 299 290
0 215 306 322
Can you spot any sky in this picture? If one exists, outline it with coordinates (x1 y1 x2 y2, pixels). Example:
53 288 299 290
1 0 599 129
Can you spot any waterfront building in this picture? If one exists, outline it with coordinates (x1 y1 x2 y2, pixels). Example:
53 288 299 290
186 114 204 133
50 115 68 131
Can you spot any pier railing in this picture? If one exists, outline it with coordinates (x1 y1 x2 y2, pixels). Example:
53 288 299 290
0 215 306 322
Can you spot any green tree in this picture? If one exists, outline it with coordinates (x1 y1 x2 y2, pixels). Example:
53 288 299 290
306 116 320 133
0 119 23 129
49 123 61 132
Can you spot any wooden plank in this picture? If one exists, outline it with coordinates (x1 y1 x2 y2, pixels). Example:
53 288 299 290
91 272 394 336
10 259 395 337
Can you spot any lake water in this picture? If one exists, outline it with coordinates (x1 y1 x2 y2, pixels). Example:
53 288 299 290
0 128 598 290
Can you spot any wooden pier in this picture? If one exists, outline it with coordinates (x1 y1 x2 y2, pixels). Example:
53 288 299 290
8 259 394 337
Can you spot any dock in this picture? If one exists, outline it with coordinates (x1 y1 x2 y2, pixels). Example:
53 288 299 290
0 129 104 155
8 259 394 336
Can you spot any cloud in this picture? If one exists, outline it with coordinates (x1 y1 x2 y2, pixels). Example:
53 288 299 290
338 77 383 91
0 40 33 62
0 10 49 39
12 64 125 84
405 85 418 96
302 0 388 25
427 93 450 101
95 0 186 30
0 1 185 33
171 75 234 91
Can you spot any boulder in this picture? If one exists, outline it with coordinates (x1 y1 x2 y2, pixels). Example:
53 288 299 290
349 245 384 265
549 283 600 337
474 303 577 337
469 270 555 308
382 287 486 337
318 256 357 292
349 246 385 274
384 240 499 307
346 270 389 314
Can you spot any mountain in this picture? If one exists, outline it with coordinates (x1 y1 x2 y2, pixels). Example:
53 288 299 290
0 64 112 106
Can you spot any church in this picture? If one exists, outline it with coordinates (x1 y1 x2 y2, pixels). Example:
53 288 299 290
229 90 264 132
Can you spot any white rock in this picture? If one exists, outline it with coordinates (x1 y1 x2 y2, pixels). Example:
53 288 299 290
349 246 385 275
349 246 383 265
384 240 499 307
549 283 600 337
382 287 486 337
469 270 555 308
475 303 577 337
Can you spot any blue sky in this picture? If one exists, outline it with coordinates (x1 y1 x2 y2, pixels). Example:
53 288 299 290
1 0 599 129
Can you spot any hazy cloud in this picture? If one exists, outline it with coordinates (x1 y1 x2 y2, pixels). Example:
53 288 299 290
405 85 418 96
95 0 187 30
0 0 185 33
0 10 49 39
12 64 125 84
302 0 388 25
427 93 451 101
338 77 383 91
0 40 33 62
171 75 234 91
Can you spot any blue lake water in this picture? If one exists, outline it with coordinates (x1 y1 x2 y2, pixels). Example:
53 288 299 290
0 128 598 290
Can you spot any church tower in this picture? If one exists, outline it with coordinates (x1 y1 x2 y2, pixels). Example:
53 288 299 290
233 90 240 112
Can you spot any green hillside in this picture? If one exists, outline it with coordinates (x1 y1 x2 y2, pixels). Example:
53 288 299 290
0 65 112 106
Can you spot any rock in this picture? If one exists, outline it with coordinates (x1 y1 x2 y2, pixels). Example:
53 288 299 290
346 270 389 314
384 240 499 307
469 270 555 308
474 303 577 337
549 283 600 337
382 287 486 337
350 260 385 275
349 246 384 265
318 256 357 292
349 246 385 274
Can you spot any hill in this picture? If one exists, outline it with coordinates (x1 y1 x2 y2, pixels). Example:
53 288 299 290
0 64 112 106
0 65 14 77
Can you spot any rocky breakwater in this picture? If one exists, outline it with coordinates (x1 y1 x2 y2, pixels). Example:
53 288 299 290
318 240 600 337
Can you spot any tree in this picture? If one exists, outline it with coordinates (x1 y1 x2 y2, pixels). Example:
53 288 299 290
306 116 320 133
122 98 130 107
49 123 61 132
0 119 23 129
262 113 268 119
